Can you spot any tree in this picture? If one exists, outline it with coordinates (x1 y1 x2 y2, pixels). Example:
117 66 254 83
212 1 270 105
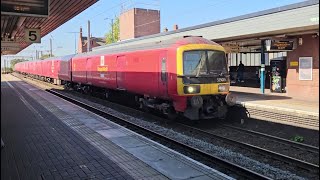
40 54 54 60
105 17 120 44
10 59 27 69
1 67 13 73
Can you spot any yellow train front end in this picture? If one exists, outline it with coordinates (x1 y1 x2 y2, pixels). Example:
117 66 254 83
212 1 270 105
176 44 235 120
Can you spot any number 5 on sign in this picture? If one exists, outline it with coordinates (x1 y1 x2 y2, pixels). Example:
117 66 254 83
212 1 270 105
25 28 41 43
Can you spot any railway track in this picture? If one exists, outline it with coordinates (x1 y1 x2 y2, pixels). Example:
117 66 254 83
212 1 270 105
13 73 319 179
47 89 271 180
221 124 319 158
175 123 319 172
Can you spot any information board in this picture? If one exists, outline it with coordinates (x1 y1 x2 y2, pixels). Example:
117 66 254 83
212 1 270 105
270 40 294 51
1 0 49 17
299 57 313 80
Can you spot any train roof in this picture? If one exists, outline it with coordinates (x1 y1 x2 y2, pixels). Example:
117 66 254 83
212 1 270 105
74 36 220 58
42 54 76 61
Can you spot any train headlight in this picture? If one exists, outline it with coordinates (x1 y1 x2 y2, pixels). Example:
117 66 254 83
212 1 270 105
184 85 200 94
188 86 195 93
218 84 229 92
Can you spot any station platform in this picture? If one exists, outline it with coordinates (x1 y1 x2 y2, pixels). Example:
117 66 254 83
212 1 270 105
230 86 319 130
1 74 232 180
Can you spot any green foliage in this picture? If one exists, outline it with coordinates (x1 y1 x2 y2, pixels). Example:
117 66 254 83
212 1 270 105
1 67 13 74
105 17 120 44
10 59 27 69
40 54 54 60
291 135 304 143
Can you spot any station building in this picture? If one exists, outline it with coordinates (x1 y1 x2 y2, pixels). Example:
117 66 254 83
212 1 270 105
95 0 319 102
119 8 160 40
77 27 105 53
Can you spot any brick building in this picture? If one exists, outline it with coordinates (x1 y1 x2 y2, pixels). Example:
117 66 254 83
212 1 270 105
119 8 160 41
78 27 105 53
286 34 319 100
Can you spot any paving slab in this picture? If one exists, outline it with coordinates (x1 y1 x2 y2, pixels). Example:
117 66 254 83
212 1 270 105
2 74 234 180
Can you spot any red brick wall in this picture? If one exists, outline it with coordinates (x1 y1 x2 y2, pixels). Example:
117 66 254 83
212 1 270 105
78 28 83 53
77 38 102 53
286 34 319 101
134 8 160 38
120 9 135 41
119 8 160 40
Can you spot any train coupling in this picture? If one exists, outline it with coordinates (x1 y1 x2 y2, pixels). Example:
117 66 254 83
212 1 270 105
225 93 237 106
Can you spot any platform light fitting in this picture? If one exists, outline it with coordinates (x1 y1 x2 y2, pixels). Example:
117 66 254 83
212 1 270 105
265 39 272 51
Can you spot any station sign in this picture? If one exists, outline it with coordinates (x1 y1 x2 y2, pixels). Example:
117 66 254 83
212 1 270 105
221 42 240 53
1 0 49 17
25 28 41 43
269 40 294 51
1 41 21 51
290 61 298 67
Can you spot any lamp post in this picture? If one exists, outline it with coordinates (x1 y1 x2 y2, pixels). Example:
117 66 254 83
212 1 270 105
104 17 114 43
50 38 52 57
260 40 266 94
36 45 44 59
49 35 54 57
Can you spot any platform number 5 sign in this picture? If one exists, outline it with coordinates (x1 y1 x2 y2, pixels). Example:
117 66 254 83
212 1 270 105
25 28 41 43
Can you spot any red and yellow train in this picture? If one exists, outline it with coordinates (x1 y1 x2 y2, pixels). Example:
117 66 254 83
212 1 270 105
14 36 235 120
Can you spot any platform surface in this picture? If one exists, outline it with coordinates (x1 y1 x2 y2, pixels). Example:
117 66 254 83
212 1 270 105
1 74 233 180
230 86 319 117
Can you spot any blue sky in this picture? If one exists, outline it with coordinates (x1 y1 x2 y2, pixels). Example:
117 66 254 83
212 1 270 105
15 0 305 58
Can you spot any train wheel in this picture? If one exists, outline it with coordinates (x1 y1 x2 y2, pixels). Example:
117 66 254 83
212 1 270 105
139 101 150 113
167 107 177 120
83 86 92 95
105 90 112 100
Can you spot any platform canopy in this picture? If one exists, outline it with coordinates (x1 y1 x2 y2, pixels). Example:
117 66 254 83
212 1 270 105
93 0 319 54
1 0 98 55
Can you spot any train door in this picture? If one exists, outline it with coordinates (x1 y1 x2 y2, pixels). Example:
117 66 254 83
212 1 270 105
116 56 126 90
86 58 92 84
159 51 168 97
51 60 54 77
69 58 73 82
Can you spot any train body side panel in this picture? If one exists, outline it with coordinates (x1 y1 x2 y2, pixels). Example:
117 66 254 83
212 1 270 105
113 50 160 97
58 60 71 81
82 50 164 98
30 62 34 75
37 61 43 77
49 60 60 79
72 57 88 84
26 61 30 74
46 60 51 78
167 47 178 97
54 60 60 79
40 60 46 77
86 55 117 89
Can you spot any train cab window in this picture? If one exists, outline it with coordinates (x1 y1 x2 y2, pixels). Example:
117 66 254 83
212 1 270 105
183 51 207 76
207 51 228 74
183 50 227 76
161 58 167 82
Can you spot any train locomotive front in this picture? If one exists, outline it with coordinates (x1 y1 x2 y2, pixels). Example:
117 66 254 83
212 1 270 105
170 38 235 120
